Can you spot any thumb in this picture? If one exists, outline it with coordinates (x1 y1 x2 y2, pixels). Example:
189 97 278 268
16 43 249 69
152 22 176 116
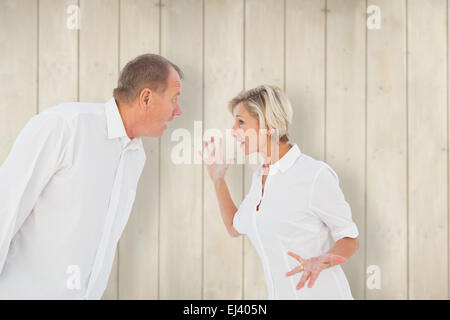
329 254 347 264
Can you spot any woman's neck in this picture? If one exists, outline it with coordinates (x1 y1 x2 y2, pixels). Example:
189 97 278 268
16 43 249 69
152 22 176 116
261 140 292 167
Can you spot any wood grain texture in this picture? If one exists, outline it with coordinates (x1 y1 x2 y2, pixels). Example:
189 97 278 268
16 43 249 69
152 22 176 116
159 0 203 299
38 0 78 111
0 0 449 300
203 0 245 300
286 0 326 161
326 0 366 300
117 0 161 300
366 0 407 299
78 0 120 300
0 0 37 163
244 0 284 300
407 0 448 299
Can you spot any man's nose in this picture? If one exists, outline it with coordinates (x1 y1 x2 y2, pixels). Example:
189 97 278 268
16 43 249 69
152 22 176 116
173 104 182 116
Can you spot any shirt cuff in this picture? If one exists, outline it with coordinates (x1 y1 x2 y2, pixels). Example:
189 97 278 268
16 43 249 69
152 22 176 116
331 222 359 242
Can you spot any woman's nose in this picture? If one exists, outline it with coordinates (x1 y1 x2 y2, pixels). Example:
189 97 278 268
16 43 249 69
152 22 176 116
231 126 238 137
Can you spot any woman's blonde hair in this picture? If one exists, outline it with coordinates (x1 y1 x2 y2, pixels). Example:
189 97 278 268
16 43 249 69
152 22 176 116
228 84 293 143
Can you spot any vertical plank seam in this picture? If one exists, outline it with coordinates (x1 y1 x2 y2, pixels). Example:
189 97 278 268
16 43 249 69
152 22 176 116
201 0 205 300
364 0 368 301
242 0 246 301
283 0 286 92
117 0 121 300
324 0 327 166
158 0 162 300
77 0 80 102
405 0 410 300
324 0 327 232
37 0 39 114
447 0 449 300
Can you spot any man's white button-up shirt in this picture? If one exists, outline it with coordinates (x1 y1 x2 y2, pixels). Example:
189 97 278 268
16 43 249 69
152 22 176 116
0 98 146 299
233 143 359 299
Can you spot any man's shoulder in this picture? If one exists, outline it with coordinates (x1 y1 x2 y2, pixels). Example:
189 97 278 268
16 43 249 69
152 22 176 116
40 101 105 123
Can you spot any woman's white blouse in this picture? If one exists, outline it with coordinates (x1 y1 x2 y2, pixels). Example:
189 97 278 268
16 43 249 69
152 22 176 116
233 143 359 300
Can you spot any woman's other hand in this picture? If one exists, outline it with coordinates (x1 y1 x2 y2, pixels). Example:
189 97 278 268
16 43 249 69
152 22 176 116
285 251 347 290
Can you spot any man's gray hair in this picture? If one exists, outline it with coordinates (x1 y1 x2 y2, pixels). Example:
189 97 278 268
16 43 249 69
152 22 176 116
113 53 183 103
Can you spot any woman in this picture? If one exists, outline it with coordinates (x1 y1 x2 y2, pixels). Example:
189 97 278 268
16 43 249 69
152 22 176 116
200 85 360 299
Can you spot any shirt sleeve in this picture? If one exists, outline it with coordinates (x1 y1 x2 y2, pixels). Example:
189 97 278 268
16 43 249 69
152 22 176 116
232 194 249 235
309 164 359 242
0 113 70 274
232 171 258 235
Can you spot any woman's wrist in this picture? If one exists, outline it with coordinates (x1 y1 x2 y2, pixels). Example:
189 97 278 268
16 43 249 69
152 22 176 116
213 177 226 187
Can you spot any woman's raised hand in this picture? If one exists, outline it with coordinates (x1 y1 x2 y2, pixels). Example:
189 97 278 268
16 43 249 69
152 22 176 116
198 136 236 182
285 251 347 290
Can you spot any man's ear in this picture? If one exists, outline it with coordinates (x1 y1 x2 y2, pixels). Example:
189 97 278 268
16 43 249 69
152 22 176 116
139 88 153 109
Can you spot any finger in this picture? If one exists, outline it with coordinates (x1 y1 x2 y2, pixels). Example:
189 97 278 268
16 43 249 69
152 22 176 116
307 266 324 288
205 141 217 162
285 265 303 277
287 251 304 264
201 146 213 165
204 141 212 156
216 137 224 164
296 271 311 290
210 137 216 157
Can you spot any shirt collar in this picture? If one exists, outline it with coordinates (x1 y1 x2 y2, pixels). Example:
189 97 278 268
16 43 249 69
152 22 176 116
257 143 302 175
104 97 143 150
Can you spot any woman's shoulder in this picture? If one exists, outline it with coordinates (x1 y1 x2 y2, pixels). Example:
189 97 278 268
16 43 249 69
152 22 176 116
284 152 342 188
291 151 325 174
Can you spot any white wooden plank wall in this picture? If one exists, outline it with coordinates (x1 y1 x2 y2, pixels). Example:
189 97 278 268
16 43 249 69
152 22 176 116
0 0 448 300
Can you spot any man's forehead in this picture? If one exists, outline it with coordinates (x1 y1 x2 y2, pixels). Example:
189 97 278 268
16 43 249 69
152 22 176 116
171 80 181 96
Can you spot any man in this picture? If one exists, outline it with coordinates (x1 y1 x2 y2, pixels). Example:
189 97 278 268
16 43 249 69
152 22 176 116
0 54 183 299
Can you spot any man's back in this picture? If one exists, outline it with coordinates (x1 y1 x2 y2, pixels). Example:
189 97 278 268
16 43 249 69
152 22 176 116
0 98 146 299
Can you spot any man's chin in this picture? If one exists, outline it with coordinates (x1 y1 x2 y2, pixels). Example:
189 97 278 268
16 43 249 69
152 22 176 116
145 123 168 137
156 124 167 137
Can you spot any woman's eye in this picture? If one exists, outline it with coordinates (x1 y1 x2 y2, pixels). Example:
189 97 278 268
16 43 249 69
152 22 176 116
239 120 244 125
